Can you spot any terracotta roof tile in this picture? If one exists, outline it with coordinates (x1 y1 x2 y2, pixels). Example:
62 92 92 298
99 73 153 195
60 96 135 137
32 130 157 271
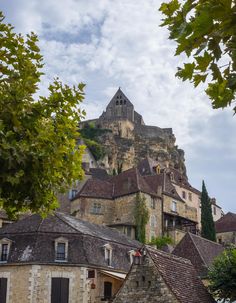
215 212 236 233
147 246 216 303
173 232 224 277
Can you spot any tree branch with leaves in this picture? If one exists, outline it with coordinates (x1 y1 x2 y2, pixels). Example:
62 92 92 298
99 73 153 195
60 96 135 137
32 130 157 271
159 0 236 113
0 12 85 217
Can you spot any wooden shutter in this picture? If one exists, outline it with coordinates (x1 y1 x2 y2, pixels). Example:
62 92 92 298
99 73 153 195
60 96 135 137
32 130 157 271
51 278 69 303
0 278 7 303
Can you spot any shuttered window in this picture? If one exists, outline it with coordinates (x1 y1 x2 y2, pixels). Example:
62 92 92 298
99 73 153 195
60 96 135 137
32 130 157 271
0 278 7 303
51 278 69 303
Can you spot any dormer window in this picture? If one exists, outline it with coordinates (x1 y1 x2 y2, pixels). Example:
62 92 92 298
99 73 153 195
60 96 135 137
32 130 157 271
55 237 68 262
128 250 136 264
0 238 11 262
103 244 112 267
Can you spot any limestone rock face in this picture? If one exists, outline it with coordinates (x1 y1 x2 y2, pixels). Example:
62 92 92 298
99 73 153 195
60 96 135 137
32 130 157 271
83 88 186 175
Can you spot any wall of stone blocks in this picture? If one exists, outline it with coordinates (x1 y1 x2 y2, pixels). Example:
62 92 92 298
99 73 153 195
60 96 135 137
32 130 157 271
113 256 179 303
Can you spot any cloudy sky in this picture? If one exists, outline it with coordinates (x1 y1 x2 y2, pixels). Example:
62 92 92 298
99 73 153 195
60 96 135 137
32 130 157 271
2 0 236 212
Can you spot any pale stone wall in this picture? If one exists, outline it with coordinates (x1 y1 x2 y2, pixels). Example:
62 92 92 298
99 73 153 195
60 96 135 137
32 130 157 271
173 185 200 225
0 264 125 303
211 204 223 222
167 229 186 245
113 255 179 303
72 197 115 225
216 231 236 245
114 193 162 241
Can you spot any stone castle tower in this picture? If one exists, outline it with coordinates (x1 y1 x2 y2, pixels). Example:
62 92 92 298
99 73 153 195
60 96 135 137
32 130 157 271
82 88 187 175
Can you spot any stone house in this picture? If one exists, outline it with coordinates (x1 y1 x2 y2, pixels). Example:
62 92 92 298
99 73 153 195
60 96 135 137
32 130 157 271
71 168 163 242
0 212 140 303
215 212 236 245
112 246 215 303
172 232 224 280
143 173 198 244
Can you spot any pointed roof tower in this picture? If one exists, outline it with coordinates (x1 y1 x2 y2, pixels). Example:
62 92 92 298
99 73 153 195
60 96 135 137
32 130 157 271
99 88 135 122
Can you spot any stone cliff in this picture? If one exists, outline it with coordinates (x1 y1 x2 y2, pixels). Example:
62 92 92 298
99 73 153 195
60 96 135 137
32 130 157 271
81 88 186 176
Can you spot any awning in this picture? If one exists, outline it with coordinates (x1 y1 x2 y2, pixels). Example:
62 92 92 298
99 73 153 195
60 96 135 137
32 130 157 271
100 270 126 280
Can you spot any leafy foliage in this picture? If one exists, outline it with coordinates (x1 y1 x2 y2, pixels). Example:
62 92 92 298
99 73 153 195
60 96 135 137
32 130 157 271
83 138 105 161
201 180 216 241
149 236 173 249
134 193 149 243
208 248 236 302
159 0 236 113
0 12 85 217
80 122 110 161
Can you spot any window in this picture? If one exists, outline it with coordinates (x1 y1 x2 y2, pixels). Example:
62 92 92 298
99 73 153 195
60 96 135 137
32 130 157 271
126 226 132 238
68 189 77 200
104 244 112 267
0 239 11 262
0 278 7 303
56 243 65 261
170 172 174 181
188 192 192 201
128 250 135 264
87 270 95 279
91 203 102 214
55 238 68 262
116 100 119 105
172 201 177 212
51 278 69 303
150 215 156 228
182 191 186 199
213 206 216 215
150 198 156 209
103 282 112 300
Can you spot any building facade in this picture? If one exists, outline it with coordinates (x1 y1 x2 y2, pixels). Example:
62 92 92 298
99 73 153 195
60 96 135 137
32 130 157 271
0 212 140 303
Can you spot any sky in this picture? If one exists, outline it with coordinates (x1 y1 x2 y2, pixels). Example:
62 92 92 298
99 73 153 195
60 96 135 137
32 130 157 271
1 0 236 212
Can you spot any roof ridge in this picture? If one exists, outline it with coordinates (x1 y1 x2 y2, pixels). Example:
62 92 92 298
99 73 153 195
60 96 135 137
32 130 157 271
146 245 192 266
190 232 223 247
188 232 208 266
54 212 83 234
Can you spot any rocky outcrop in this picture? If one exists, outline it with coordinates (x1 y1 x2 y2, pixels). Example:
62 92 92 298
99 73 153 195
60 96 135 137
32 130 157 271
82 88 187 175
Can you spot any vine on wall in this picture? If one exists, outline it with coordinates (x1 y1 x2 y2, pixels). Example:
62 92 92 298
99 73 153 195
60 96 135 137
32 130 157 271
134 193 149 243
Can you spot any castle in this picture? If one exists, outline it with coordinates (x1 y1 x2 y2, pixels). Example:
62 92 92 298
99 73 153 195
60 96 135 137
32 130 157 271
82 88 186 175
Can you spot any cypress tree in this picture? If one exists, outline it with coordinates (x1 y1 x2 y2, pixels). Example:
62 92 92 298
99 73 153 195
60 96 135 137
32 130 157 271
201 180 216 241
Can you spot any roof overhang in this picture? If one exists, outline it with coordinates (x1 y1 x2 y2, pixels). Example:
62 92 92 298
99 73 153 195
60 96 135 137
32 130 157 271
100 270 126 280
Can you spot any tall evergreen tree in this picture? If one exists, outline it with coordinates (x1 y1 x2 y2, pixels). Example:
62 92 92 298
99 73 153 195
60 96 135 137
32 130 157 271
201 180 216 241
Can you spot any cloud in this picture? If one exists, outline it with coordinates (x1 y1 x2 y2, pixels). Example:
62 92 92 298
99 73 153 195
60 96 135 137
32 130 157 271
2 0 236 212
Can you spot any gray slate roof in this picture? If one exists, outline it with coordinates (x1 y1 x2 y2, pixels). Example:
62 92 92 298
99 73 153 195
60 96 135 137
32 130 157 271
0 212 140 271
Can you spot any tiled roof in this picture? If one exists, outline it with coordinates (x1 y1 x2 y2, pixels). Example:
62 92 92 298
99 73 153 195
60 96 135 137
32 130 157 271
0 212 140 270
75 178 113 199
147 246 216 303
144 174 183 201
173 232 224 278
89 168 111 181
137 157 157 176
215 212 236 233
168 168 201 195
75 167 158 200
113 168 157 198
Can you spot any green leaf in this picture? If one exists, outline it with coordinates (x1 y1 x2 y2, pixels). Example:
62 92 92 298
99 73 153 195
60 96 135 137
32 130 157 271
176 62 195 81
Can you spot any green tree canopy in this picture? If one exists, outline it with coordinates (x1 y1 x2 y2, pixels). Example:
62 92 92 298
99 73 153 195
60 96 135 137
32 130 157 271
0 12 85 217
201 180 216 241
208 248 236 302
159 0 236 113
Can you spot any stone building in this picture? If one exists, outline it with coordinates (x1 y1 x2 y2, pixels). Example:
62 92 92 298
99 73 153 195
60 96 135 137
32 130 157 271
143 173 198 244
215 212 236 245
172 232 224 280
112 246 215 303
0 212 140 303
81 88 186 174
71 167 163 242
